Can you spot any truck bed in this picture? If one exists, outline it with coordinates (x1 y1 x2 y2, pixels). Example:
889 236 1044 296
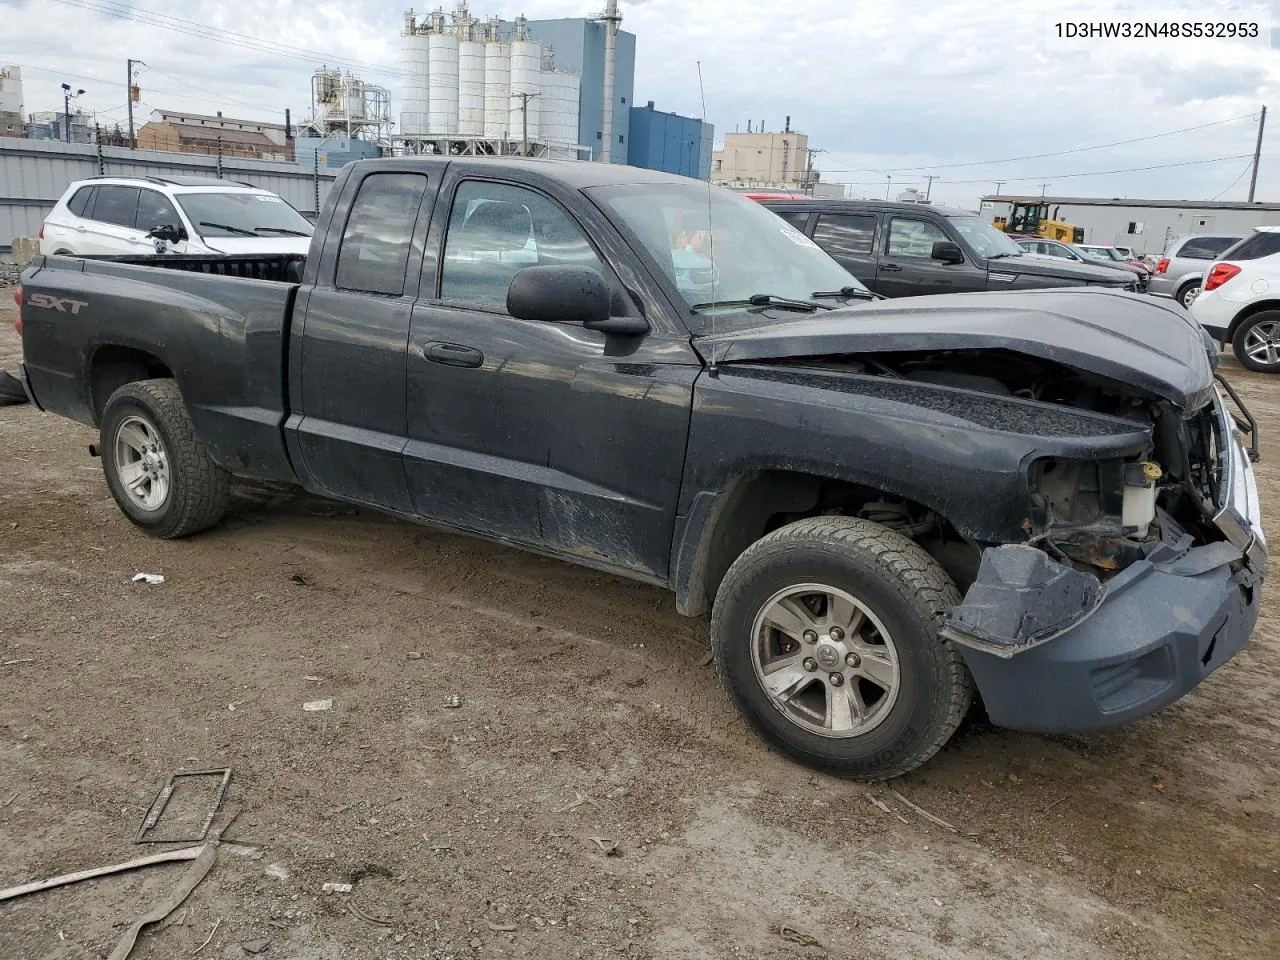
19 254 302 484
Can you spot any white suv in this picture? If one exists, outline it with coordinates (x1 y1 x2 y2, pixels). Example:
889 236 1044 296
40 176 313 258
1191 226 1280 372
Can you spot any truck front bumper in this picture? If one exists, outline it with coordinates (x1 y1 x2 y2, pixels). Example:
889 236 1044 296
944 389 1266 733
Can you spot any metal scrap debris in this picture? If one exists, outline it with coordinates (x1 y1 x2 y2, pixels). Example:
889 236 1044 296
193 917 222 954
886 788 975 838
589 836 620 856
778 924 822 948
346 900 394 926
136 769 232 844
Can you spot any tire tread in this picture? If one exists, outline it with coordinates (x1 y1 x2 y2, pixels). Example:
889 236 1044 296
102 379 230 538
711 516 973 780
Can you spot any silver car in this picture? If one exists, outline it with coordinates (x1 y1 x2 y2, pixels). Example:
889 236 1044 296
1148 233 1245 308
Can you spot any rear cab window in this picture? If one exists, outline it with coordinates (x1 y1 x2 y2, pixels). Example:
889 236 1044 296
335 173 431 296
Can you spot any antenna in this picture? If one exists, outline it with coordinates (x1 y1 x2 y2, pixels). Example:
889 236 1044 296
697 59 718 371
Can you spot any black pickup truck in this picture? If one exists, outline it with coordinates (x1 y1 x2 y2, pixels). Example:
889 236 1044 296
15 158 1267 780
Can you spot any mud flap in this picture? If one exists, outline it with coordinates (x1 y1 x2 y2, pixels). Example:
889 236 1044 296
941 545 1104 659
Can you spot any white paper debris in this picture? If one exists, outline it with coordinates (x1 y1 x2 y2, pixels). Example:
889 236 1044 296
303 698 333 712
321 882 352 894
132 573 165 585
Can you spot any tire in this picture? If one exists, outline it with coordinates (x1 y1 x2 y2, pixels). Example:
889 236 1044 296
711 516 974 781
1177 281 1200 309
1232 311 1280 374
100 379 230 538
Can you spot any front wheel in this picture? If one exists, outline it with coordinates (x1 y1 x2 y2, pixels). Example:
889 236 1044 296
1232 311 1280 373
711 516 974 781
100 379 230 538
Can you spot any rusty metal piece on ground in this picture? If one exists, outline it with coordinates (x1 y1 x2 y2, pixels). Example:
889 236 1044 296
346 900 394 926
136 768 232 844
778 924 822 947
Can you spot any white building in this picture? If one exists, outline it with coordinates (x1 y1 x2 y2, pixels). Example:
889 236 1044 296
0 65 24 138
982 195 1280 256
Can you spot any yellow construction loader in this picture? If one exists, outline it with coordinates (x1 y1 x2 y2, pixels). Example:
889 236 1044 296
993 202 1085 243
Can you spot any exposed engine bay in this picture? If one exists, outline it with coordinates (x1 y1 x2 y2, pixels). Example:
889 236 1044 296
789 348 1238 584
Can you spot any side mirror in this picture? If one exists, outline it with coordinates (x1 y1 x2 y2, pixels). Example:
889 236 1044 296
931 240 965 264
148 224 186 244
506 265 648 335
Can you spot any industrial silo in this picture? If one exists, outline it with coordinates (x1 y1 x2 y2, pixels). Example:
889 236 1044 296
426 10 458 135
539 70 580 152
458 23 486 136
399 16 430 137
482 18 509 139
508 26 542 146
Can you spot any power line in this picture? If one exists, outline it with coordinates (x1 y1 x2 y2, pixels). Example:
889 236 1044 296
14 62 289 118
822 112 1260 175
1212 160 1256 201
821 153 1255 185
49 0 402 80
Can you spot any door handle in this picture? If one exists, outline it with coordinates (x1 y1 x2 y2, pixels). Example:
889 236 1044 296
423 341 484 368
880 263 903 272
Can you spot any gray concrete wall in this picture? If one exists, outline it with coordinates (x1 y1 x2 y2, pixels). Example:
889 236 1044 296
0 136 339 251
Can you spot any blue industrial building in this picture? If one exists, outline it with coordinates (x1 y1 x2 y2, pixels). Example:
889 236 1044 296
293 136 382 169
525 18 635 163
627 101 714 180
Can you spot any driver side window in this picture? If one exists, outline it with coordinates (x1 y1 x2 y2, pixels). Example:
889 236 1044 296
887 218 948 258
440 181 603 309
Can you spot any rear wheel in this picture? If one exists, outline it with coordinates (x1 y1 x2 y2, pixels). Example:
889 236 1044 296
1177 281 1201 309
100 379 230 538
1232 311 1280 373
711 516 974 781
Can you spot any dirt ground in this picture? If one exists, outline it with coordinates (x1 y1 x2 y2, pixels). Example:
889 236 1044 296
1 297 1278 960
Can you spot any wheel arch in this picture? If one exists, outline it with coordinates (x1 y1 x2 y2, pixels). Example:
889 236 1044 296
1226 300 1280 343
88 344 175 425
672 469 972 618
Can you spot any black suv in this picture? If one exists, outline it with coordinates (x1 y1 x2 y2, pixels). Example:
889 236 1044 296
759 199 1139 298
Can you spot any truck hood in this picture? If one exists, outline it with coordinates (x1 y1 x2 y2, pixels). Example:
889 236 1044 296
698 288 1216 409
992 252 1136 284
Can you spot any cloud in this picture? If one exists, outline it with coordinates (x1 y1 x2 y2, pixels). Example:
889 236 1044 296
5 0 1278 208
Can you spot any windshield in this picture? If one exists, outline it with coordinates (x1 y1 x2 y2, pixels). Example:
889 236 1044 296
175 192 314 239
1078 246 1113 261
586 182 868 324
947 216 1023 258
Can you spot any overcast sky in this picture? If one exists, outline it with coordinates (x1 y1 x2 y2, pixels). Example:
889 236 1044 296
4 0 1278 208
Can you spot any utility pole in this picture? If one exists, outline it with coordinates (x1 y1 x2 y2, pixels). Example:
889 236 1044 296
1039 183 1050 197
1248 105 1267 203
512 91 539 156
885 174 892 200
126 59 144 148
993 180 1006 196
804 147 826 195
595 0 621 162
923 174 939 201
60 83 84 142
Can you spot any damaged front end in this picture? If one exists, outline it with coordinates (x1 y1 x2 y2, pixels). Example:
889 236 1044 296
941 381 1267 732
